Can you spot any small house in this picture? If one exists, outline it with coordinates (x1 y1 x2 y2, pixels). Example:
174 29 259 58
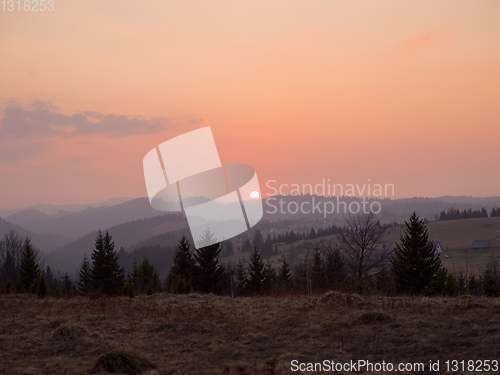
472 240 491 252
431 241 443 254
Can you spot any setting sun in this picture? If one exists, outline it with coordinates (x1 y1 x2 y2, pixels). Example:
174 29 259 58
250 190 260 199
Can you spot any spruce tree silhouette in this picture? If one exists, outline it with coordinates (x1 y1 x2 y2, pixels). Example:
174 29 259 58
91 231 125 295
192 229 224 294
391 212 442 294
18 238 41 292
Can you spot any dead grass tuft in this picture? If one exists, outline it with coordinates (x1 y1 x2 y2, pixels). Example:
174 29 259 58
316 290 363 306
51 324 87 341
48 318 68 329
356 311 391 324
89 350 157 375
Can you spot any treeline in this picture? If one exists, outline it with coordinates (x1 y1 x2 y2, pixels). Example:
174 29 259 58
491 208 500 217
167 213 500 297
3 212 500 299
238 225 339 259
439 207 489 221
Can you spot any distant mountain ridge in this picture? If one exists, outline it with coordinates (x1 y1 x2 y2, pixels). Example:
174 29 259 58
2 194 500 272
0 218 69 252
0 197 133 218
4 197 165 240
43 213 188 273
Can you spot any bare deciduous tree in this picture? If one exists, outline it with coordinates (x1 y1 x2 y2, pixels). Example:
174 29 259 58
339 213 390 283
0 230 24 287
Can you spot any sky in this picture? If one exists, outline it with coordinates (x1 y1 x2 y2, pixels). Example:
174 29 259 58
1 0 499 210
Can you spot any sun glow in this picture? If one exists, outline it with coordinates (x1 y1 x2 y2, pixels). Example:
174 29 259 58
250 190 260 199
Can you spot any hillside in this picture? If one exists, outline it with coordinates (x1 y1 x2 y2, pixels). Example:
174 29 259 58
0 197 132 218
5 198 165 240
0 218 69 253
44 213 187 273
219 216 500 275
426 216 500 250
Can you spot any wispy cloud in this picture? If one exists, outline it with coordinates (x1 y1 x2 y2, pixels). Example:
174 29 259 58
0 100 173 140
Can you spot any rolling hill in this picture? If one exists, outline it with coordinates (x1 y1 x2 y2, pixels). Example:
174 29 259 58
44 213 188 273
0 218 69 252
5 197 166 240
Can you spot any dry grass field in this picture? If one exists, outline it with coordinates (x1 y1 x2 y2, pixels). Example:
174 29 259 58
1 292 500 374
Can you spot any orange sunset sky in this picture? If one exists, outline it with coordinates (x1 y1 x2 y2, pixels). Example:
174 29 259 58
1 0 499 210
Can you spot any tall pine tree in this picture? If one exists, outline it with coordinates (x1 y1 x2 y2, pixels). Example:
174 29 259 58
18 238 41 293
279 256 292 283
247 247 265 294
166 235 195 292
91 231 125 295
77 254 92 295
234 259 248 296
310 245 324 292
137 257 160 294
192 230 225 294
391 212 442 294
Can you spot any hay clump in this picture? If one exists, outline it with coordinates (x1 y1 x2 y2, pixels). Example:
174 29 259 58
89 350 158 375
51 324 86 341
317 291 363 305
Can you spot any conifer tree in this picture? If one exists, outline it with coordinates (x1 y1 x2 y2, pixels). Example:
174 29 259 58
77 254 92 295
18 238 41 293
310 245 324 292
45 265 55 294
324 247 346 290
34 273 48 298
247 247 265 294
61 272 73 297
137 257 160 294
391 212 442 294
234 260 248 296
130 259 140 290
252 230 264 251
263 260 276 291
166 235 195 291
91 230 125 295
241 237 253 253
192 230 225 294
279 256 292 283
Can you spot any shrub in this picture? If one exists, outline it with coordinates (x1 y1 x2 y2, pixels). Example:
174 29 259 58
424 267 456 296
31 274 48 298
51 324 86 341
170 276 192 294
123 281 134 298
89 351 157 375
0 281 12 295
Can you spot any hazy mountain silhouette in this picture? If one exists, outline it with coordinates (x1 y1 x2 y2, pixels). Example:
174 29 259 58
0 217 70 252
4 198 166 240
44 213 188 273
4 194 499 274
0 197 133 218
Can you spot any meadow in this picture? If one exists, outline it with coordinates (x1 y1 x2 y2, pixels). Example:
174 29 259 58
1 292 500 374
223 216 500 276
